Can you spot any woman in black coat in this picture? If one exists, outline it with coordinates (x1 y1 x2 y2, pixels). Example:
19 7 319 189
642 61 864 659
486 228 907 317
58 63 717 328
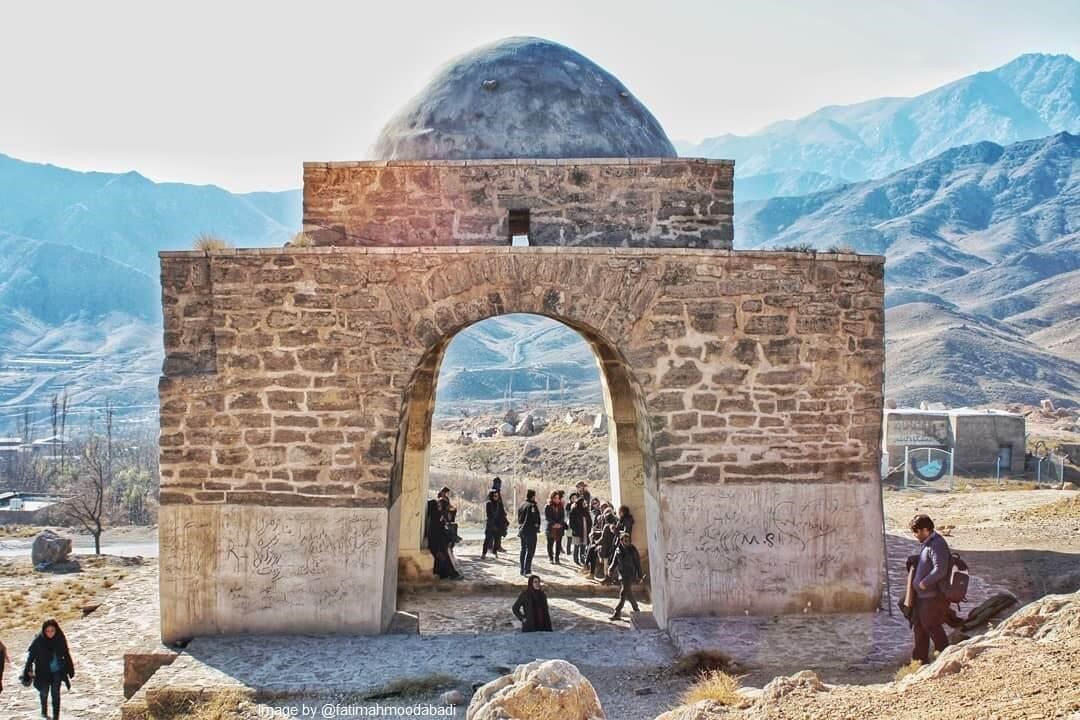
483 489 509 559
425 499 462 580
0 637 12 693
22 619 75 719
511 575 553 632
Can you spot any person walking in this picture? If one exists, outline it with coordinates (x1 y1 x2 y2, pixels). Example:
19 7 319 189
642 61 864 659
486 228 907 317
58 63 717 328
616 505 635 541
483 489 508 559
21 619 75 720
511 575 553 632
544 491 566 564
909 514 951 663
609 533 643 621
517 489 542 576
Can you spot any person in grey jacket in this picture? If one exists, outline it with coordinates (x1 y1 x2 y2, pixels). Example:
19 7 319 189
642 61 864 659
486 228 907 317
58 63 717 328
909 514 951 663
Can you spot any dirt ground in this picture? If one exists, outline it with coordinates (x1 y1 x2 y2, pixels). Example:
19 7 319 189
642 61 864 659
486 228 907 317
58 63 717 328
0 486 1076 719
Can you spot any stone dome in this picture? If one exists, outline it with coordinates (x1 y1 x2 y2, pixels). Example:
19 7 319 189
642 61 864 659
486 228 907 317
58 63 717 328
372 37 676 161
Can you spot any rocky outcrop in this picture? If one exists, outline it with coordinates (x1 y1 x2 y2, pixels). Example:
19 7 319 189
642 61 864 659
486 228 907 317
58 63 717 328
32 530 72 566
467 659 605 720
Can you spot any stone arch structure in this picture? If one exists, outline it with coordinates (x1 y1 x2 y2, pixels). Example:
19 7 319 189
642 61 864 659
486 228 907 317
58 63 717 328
393 307 656 586
158 241 886 642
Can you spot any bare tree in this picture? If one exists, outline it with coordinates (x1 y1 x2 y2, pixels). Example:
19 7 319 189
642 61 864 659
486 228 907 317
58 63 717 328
59 390 69 471
63 436 110 555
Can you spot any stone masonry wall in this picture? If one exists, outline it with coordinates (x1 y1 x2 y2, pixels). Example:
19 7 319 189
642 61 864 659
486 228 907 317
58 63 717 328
159 246 884 639
302 159 733 249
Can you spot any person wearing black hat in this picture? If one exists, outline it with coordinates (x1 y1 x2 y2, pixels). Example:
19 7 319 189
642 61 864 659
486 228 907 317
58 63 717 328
21 619 75 719
516 489 542 576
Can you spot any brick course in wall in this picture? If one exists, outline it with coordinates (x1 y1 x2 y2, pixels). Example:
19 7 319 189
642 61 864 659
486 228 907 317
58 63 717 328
161 246 883 503
302 159 734 249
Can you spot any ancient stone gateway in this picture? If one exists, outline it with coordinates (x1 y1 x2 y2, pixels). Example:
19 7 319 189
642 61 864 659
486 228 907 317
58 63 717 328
156 37 886 643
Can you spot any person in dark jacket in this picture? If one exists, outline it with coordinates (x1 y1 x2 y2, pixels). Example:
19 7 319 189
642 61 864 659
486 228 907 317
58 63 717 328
512 575 553 632
616 505 634 541
568 494 591 565
491 477 508 553
909 513 951 663
425 498 461 580
598 511 619 583
0 637 12 693
483 489 509 559
544 491 566 564
21 619 75 719
517 489 542 576
609 533 644 620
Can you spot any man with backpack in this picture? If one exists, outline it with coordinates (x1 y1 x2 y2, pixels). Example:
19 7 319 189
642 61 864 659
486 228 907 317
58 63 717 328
909 514 952 663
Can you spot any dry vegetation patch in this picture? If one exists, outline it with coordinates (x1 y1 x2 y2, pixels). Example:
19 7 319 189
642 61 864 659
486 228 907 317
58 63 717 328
681 670 745 707
0 555 134 634
0 524 46 538
1006 493 1080 522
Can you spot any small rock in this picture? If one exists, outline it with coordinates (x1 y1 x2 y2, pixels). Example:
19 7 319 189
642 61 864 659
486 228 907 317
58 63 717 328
575 441 587 451
1041 398 1056 413
633 687 654 696
440 689 466 706
1062 482 1077 491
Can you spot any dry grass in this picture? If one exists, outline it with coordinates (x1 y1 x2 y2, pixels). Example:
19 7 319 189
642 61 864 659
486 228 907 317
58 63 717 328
894 660 922 681
146 690 248 720
1007 494 1080 522
287 231 314 247
193 233 232 252
0 558 130 634
680 669 744 707
0 524 44 538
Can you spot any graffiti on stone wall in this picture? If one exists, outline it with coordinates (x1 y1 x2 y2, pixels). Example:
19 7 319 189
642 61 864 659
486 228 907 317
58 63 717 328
664 484 874 608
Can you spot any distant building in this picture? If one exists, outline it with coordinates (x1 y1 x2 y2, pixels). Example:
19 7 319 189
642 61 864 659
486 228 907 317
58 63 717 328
884 407 1025 476
0 491 62 524
0 437 23 477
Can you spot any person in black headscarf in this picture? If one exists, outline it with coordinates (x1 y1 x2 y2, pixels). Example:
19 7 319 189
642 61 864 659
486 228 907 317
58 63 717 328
21 619 75 719
483 489 509 559
511 575 553 632
425 498 462 580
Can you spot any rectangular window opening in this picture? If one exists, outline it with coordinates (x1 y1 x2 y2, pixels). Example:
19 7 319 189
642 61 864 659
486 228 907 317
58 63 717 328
509 209 530 246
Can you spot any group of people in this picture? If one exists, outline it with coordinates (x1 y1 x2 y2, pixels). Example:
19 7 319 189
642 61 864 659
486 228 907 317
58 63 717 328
0 619 76 719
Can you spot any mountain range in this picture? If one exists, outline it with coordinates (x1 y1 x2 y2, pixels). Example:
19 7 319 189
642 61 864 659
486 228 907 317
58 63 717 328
0 52 1077 425
679 53 1080 201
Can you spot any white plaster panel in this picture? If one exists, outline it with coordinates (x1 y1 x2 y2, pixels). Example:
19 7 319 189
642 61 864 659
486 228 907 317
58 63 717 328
160 505 388 642
660 482 882 618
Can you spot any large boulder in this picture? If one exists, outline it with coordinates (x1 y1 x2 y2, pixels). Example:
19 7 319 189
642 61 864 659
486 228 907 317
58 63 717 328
32 530 72 566
467 659 605 720
515 414 535 437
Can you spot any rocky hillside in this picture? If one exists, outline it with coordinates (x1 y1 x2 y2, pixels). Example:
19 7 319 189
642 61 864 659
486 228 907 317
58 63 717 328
738 133 1080 407
679 53 1080 200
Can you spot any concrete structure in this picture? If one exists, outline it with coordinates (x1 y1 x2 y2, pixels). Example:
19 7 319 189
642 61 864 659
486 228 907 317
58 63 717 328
884 408 1025 476
0 492 62 524
157 37 886 642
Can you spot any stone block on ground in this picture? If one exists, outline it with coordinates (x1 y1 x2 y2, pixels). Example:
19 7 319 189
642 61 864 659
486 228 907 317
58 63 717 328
467 658 605 720
31 529 72 566
123 651 179 699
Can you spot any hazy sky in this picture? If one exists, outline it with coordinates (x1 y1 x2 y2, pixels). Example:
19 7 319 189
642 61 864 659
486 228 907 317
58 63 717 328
2 0 1078 191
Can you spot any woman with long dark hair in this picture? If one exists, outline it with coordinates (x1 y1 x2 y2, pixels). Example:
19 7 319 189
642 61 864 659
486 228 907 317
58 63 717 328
511 575 553 632
21 619 75 719
544 491 566 564
425 498 462 580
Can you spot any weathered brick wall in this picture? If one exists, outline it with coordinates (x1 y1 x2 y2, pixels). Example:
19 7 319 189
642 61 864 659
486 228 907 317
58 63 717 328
302 159 733 249
158 246 885 639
